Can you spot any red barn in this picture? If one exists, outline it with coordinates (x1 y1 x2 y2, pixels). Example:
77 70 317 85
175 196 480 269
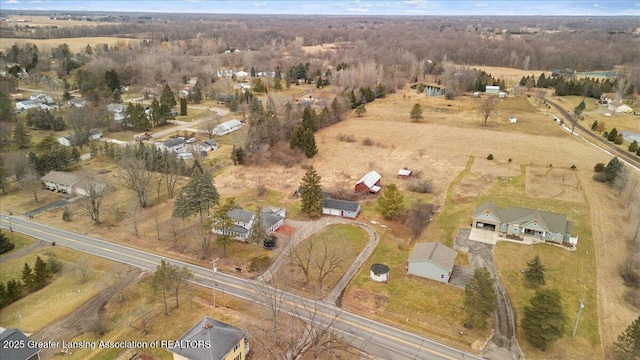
355 171 382 194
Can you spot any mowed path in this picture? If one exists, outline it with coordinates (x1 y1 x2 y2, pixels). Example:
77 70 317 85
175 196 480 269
578 172 637 356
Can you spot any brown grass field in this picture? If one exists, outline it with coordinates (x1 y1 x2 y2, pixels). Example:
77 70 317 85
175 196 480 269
1 82 636 357
0 37 141 53
4 15 119 27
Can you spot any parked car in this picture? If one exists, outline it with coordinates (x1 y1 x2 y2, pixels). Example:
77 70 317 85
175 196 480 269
186 137 197 143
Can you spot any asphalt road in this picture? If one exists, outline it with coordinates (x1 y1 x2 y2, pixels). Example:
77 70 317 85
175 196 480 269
0 214 482 360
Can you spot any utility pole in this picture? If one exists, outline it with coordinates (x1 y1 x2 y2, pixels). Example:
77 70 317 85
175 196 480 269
572 295 585 338
211 258 219 307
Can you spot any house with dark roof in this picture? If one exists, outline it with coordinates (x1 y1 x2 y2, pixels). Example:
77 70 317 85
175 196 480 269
322 198 361 218
0 328 41 360
167 317 249 360
472 201 577 245
212 207 285 241
155 138 187 153
355 170 382 194
407 242 457 283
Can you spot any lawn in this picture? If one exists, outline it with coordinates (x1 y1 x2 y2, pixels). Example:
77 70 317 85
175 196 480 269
0 246 114 333
0 232 34 254
277 224 369 299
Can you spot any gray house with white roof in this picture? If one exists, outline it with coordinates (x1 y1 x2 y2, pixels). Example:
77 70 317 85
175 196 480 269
407 242 457 283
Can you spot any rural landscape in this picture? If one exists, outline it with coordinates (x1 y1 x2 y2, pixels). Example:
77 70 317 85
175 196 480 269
1 4 640 360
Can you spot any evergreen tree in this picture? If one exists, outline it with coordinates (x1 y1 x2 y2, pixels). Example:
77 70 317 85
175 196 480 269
273 77 283 91
608 128 618 142
301 106 317 131
410 103 424 121
13 121 31 149
524 254 546 287
193 85 203 104
299 166 323 217
182 161 219 223
300 128 318 158
0 230 15 254
377 184 405 220
152 260 174 315
211 198 236 257
180 97 187 116
0 91 16 123
33 256 51 289
463 267 497 328
630 141 639 153
604 157 624 182
612 315 640 360
172 191 191 235
375 83 387 98
21 262 35 291
71 147 81 163
591 120 598 131
250 66 256 77
247 208 268 245
521 288 567 351
0 282 6 308
355 104 366 117
6 279 20 304
160 84 176 107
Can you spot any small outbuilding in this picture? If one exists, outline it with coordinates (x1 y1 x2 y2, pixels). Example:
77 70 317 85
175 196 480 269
370 263 390 282
215 119 242 136
355 170 382 194
509 117 517 123
322 198 361 218
485 86 500 95
397 169 412 179
407 242 457 283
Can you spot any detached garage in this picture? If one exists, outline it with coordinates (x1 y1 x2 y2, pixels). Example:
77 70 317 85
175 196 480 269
407 242 457 284
322 198 361 218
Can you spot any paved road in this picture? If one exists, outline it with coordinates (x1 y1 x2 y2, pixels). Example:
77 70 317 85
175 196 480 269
0 214 482 360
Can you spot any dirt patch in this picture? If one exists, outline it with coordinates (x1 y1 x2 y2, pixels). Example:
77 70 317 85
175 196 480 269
451 173 496 202
341 289 389 312
526 166 584 203
472 159 521 177
30 268 143 359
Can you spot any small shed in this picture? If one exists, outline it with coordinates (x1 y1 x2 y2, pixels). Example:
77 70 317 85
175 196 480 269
322 198 361 218
509 117 517 123
370 264 390 282
397 169 412 179
472 92 480 98
215 119 242 136
498 92 506 99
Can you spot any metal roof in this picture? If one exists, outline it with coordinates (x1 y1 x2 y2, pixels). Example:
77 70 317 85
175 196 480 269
0 328 41 360
356 170 382 188
41 171 80 187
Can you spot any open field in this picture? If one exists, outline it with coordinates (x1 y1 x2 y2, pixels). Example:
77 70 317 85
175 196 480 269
1 84 634 357
4 15 119 28
468 65 551 87
0 37 141 53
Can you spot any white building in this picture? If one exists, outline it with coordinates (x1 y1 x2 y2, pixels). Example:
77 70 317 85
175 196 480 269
215 119 242 136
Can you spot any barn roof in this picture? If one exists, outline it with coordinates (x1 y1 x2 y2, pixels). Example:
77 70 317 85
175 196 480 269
356 171 382 189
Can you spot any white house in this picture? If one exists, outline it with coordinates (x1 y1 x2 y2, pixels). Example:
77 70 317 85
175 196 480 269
58 129 102 147
68 98 87 108
30 93 53 103
197 139 219 152
235 70 249 78
215 119 242 136
15 100 40 111
212 207 285 241
41 171 106 196
407 242 457 283
155 138 186 153
485 86 500 95
40 102 59 111
107 103 127 123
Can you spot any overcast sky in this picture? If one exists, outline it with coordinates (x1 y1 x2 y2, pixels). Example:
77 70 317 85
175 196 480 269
1 0 639 16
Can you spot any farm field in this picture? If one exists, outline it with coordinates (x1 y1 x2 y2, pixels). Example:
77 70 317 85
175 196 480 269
3 15 120 27
1 84 635 357
0 37 141 53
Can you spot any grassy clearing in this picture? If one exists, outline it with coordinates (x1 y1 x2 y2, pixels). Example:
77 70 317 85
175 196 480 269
278 224 368 299
0 232 34 255
176 108 208 122
2 37 140 53
0 246 113 333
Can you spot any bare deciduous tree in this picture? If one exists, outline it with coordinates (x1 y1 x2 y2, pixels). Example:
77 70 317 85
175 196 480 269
19 167 41 203
479 95 499 126
119 157 152 208
293 236 348 291
199 115 220 139
77 173 110 226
